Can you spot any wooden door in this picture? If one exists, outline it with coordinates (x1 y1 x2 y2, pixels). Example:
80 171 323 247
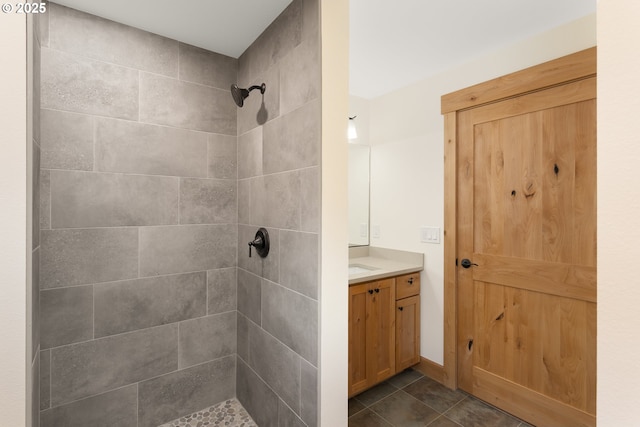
396 295 420 371
456 77 596 427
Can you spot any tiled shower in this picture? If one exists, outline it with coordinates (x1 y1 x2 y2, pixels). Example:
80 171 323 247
34 1 320 426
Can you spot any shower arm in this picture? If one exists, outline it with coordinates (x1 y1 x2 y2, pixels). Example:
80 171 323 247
248 83 266 95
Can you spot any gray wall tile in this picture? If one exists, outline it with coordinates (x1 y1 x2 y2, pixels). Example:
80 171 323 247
179 311 236 368
40 109 93 171
262 280 317 365
94 272 206 338
33 34 41 145
179 178 236 224
248 323 301 413
40 228 138 288
238 127 263 179
32 353 40 427
279 230 318 299
139 72 236 134
41 384 137 427
263 99 320 174
237 358 278 427
238 179 251 225
138 355 235 427
300 167 320 233
50 324 178 406
40 169 50 230
239 0 301 83
237 312 249 362
36 0 49 47
40 349 50 410
237 269 262 326
250 172 301 230
40 285 93 349
51 170 179 228
301 0 319 43
300 359 318 427
33 144 41 250
207 268 237 314
50 3 179 77
208 133 237 179
41 48 138 120
139 224 236 276
95 117 208 177
32 248 40 358
280 38 320 115
237 225 279 283
278 399 306 427
179 42 237 89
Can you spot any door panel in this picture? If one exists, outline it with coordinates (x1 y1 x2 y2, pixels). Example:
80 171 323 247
396 295 420 371
369 278 395 383
348 283 369 396
457 78 596 426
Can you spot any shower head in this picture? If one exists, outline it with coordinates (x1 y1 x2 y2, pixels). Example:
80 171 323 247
231 83 266 107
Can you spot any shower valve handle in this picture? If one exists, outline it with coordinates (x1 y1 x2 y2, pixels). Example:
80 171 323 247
248 228 270 258
248 236 263 258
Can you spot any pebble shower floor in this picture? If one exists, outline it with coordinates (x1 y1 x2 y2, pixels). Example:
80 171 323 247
158 398 257 427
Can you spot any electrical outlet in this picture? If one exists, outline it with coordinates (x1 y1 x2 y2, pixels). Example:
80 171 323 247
360 223 368 237
372 225 380 239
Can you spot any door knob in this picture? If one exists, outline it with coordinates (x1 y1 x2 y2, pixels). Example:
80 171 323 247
460 258 478 269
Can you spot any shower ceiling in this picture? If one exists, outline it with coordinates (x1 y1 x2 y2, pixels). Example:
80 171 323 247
52 0 596 99
51 0 293 58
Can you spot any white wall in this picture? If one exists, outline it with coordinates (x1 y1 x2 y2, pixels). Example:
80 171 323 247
597 1 640 424
320 0 349 425
365 14 596 364
0 12 29 427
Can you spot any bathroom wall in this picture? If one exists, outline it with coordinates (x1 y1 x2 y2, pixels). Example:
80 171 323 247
235 0 321 425
1 9 41 427
38 4 238 426
31 8 44 427
362 14 597 365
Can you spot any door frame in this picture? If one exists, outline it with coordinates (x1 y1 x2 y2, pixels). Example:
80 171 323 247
439 47 597 390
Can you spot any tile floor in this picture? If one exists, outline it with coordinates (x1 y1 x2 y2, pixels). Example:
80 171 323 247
158 398 257 427
349 369 534 427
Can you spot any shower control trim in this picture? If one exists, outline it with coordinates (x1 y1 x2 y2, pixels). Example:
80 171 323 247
248 227 270 258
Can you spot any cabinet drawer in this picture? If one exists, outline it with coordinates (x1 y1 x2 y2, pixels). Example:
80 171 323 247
396 273 420 299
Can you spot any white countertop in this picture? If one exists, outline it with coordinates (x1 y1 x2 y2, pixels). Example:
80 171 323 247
348 246 423 285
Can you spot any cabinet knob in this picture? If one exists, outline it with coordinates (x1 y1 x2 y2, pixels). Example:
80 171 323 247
374 288 380 293
408 277 414 285
368 289 373 295
398 306 404 311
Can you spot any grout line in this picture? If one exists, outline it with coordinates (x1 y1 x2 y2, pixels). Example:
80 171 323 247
137 70 141 122
92 115 96 172
91 284 95 339
135 382 139 427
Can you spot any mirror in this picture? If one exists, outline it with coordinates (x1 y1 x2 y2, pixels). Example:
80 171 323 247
348 144 370 246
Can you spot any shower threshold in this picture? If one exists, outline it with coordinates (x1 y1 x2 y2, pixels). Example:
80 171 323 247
158 398 257 427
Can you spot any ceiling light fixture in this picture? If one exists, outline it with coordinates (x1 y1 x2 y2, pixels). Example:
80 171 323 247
348 116 358 140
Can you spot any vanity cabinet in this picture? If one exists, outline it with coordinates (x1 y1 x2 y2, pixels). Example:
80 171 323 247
348 278 396 397
348 272 422 397
395 273 421 372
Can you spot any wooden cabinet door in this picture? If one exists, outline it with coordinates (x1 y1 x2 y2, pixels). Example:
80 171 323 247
396 295 420 372
456 78 596 427
348 283 369 396
368 278 396 384
348 278 396 396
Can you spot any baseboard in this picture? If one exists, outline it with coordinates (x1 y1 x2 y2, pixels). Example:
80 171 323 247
413 357 446 385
